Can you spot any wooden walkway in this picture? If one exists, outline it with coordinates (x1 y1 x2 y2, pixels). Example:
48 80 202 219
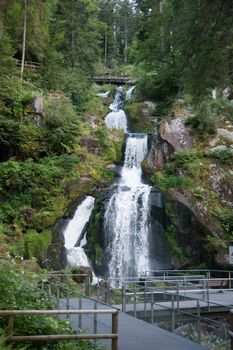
59 298 206 350
91 75 136 85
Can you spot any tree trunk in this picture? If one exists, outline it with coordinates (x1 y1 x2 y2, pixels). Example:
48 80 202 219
71 0 75 68
159 1 164 52
20 0 27 80
124 12 128 64
104 26 108 67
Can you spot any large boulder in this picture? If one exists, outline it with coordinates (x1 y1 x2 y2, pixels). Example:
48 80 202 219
143 130 173 175
160 117 192 150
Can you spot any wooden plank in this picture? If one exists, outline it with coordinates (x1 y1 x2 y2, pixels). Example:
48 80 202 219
8 334 118 342
0 309 118 316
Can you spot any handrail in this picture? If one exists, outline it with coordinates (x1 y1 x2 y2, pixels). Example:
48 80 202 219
0 309 118 350
230 309 233 350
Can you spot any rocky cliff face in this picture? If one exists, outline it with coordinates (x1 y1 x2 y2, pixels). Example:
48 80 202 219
143 106 233 268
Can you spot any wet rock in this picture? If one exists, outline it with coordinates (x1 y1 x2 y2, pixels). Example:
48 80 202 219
143 130 173 174
46 219 67 270
160 117 192 150
217 128 233 142
106 163 122 176
85 115 99 129
209 164 233 208
72 266 93 283
79 136 102 155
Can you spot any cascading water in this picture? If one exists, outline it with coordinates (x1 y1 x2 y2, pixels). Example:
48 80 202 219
63 196 95 267
103 85 153 280
126 85 135 100
104 134 152 278
105 86 128 132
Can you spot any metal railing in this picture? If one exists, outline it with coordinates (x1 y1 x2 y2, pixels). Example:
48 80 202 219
120 284 231 348
38 281 120 349
230 310 233 350
0 309 118 350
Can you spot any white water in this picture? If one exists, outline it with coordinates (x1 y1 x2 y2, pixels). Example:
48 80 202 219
105 109 127 132
104 134 151 279
126 85 135 100
63 196 95 267
97 91 110 98
105 86 127 132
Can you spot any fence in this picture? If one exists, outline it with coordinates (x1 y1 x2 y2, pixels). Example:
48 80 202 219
120 281 232 349
0 309 118 350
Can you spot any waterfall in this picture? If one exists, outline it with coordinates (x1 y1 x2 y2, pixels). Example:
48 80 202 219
105 86 128 132
63 196 95 267
126 85 135 100
104 133 151 279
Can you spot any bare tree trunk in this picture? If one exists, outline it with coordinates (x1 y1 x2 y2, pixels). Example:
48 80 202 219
124 12 128 64
159 1 164 52
20 0 27 80
71 0 75 68
104 26 108 67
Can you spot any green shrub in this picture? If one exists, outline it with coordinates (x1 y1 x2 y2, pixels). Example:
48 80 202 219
152 171 192 191
23 229 51 262
0 264 96 350
206 146 232 164
171 149 202 168
166 225 187 262
212 208 233 235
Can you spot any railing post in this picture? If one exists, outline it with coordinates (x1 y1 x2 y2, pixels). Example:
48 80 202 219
66 291 70 319
144 284 147 317
56 285 60 301
230 309 233 350
176 282 180 312
112 312 118 350
171 294 175 333
206 280 210 312
134 288 137 318
94 302 97 349
122 285 126 312
78 297 82 329
96 278 100 301
107 280 110 304
197 300 201 344
229 272 232 290
7 316 14 339
85 275 90 296
150 290 154 324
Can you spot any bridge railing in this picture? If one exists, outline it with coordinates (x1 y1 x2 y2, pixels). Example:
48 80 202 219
121 284 231 347
0 309 118 350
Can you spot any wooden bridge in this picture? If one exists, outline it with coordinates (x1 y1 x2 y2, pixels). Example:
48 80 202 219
91 75 136 85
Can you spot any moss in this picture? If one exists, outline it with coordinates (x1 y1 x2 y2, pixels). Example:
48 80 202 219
23 229 52 263
125 102 154 132
166 225 188 264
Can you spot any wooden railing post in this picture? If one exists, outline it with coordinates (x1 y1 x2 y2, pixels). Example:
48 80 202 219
112 312 118 350
230 309 233 350
85 275 90 296
7 316 14 339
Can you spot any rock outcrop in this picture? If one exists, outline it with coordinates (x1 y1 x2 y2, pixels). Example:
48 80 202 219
143 130 173 175
160 117 193 150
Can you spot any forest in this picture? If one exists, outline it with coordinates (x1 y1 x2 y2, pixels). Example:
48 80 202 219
0 1 233 349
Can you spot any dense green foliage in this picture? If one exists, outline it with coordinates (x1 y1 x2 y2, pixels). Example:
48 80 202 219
0 263 96 350
132 0 233 112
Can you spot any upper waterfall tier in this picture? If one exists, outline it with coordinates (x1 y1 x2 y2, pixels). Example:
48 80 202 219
105 86 128 132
